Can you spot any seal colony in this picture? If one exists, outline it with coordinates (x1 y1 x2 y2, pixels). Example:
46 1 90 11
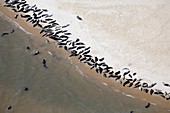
3 0 170 102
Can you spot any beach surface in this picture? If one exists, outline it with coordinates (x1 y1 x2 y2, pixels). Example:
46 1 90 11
0 0 170 112
0 11 170 113
17 0 170 92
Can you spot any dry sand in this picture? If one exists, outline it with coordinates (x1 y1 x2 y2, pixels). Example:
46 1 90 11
18 0 170 92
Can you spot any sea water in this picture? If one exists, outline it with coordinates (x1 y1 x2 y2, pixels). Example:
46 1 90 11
0 14 169 113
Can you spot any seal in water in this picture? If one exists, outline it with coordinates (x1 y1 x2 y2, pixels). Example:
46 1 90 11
7 106 12 110
145 102 150 108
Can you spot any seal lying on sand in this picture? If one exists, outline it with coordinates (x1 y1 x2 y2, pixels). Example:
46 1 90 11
15 14 19 19
163 82 170 87
77 15 82 21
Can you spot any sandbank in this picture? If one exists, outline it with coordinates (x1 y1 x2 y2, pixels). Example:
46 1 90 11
0 0 170 109
20 0 170 93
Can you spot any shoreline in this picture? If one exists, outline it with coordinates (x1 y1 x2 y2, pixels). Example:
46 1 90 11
0 0 170 110
20 0 170 93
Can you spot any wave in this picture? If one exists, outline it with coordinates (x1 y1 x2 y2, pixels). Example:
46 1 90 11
68 57 86 77
101 82 108 86
75 65 84 76
150 102 157 106
122 92 135 99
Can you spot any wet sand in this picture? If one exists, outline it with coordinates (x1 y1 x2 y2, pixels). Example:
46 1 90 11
2 0 169 112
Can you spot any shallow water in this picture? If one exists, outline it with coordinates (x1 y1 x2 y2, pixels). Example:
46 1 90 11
0 14 169 113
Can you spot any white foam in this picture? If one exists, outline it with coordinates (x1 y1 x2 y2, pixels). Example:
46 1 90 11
150 102 157 106
47 51 53 56
102 82 108 86
75 65 84 76
68 59 85 77
122 92 135 98
125 94 135 98
114 89 121 92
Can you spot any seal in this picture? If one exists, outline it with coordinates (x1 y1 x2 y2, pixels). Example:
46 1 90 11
145 102 150 108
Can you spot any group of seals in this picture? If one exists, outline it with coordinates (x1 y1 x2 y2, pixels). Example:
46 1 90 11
4 0 170 101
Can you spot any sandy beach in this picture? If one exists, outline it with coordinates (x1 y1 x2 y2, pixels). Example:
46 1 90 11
0 0 170 112
14 0 170 93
